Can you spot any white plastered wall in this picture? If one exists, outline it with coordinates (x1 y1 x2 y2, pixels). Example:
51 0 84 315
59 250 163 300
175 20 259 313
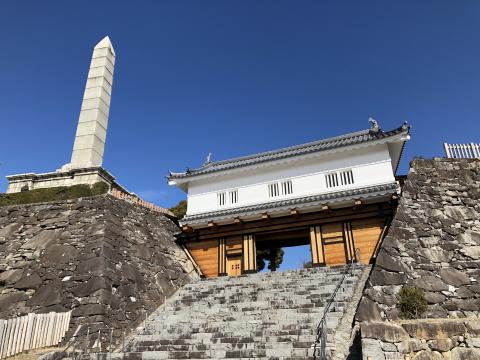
186 143 395 215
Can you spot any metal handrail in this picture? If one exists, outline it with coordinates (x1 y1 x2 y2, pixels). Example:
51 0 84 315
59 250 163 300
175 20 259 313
312 260 354 360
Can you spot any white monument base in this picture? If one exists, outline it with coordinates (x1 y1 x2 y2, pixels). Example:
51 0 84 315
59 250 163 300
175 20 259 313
5 167 118 194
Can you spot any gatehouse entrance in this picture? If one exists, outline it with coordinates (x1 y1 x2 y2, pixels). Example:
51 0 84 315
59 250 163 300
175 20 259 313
184 204 395 278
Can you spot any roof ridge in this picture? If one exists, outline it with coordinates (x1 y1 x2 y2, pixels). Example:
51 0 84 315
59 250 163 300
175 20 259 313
209 128 371 167
168 123 410 180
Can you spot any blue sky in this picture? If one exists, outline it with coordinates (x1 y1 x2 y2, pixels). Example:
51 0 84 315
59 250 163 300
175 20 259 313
1 2 479 213
2 1 479 270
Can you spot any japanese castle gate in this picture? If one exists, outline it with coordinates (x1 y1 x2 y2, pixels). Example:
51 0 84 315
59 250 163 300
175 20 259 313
168 122 410 278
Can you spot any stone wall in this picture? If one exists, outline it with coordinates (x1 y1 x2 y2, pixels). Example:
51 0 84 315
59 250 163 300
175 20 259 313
0 195 198 347
357 158 480 322
361 319 480 359
356 158 480 359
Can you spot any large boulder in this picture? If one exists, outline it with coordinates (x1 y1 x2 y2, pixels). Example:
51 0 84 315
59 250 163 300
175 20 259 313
355 297 383 322
361 321 410 343
451 347 480 360
402 322 466 340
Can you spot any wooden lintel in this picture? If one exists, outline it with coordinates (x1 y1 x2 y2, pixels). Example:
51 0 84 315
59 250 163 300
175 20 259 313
234 217 243 225
291 208 300 217
184 202 395 242
207 221 217 228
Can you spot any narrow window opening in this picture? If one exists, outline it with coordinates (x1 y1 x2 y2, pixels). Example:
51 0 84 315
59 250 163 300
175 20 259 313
326 170 353 188
281 180 293 195
229 190 238 204
217 192 226 206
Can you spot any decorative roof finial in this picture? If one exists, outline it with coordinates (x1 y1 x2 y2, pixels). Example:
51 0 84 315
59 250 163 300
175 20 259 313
203 152 213 166
368 117 380 132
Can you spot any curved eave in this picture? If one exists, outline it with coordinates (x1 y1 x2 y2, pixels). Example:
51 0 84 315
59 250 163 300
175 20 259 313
167 127 409 186
167 179 189 193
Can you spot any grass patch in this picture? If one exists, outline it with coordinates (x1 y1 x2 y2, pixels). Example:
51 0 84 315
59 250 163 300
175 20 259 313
0 182 109 206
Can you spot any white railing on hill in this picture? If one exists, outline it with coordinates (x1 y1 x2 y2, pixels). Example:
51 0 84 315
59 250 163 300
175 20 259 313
444 143 480 159
110 188 174 217
0 311 71 359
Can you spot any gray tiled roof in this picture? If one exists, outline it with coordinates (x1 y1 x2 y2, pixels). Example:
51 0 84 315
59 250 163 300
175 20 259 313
181 182 397 225
169 123 410 180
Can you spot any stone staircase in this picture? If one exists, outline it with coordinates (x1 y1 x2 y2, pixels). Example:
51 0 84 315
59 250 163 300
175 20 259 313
81 265 369 360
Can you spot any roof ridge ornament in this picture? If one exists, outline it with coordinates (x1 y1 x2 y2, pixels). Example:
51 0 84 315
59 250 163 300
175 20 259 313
203 152 213 167
368 117 380 132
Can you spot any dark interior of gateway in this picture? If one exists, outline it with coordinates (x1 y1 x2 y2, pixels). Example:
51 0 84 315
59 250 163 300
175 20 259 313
255 227 310 249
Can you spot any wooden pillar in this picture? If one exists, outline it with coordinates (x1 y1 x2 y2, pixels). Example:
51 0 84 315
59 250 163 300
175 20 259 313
309 226 325 266
218 238 227 276
242 234 257 273
343 222 356 262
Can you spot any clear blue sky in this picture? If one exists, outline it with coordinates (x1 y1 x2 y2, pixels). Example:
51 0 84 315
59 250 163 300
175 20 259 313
1 1 479 211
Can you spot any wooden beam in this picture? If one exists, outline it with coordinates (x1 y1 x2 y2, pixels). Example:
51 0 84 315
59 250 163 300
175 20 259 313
207 221 217 228
320 205 330 212
261 213 271 221
353 200 363 209
234 217 243 225
391 194 399 200
182 225 193 233
187 203 394 241
291 208 300 217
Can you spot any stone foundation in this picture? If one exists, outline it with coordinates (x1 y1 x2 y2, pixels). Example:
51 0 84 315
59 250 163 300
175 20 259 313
6 167 117 194
361 318 480 359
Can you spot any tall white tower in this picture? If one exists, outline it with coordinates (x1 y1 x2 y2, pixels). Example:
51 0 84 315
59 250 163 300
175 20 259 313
6 36 120 193
65 36 116 170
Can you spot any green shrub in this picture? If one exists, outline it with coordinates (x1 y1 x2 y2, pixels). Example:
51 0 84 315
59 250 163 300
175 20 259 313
397 286 427 319
303 261 314 269
0 182 110 206
170 200 187 219
256 248 284 272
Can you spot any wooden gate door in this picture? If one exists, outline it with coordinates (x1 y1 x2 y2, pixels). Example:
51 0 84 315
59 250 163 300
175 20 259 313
227 256 242 276
321 223 348 266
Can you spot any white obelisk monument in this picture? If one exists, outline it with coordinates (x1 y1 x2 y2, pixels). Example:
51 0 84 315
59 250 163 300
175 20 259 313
64 36 115 170
6 36 120 193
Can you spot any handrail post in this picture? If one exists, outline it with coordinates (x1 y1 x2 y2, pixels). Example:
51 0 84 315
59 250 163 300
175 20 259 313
472 142 480 158
444 143 450 158
84 327 89 354
109 328 113 360
313 261 354 360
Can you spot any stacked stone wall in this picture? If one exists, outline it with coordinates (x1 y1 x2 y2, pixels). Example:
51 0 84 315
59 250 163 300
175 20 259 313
358 158 480 322
362 319 480 359
356 158 480 359
0 195 197 347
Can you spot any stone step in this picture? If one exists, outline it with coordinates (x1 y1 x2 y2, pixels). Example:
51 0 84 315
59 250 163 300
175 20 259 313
119 266 369 359
129 333 317 346
121 344 317 359
182 276 361 291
